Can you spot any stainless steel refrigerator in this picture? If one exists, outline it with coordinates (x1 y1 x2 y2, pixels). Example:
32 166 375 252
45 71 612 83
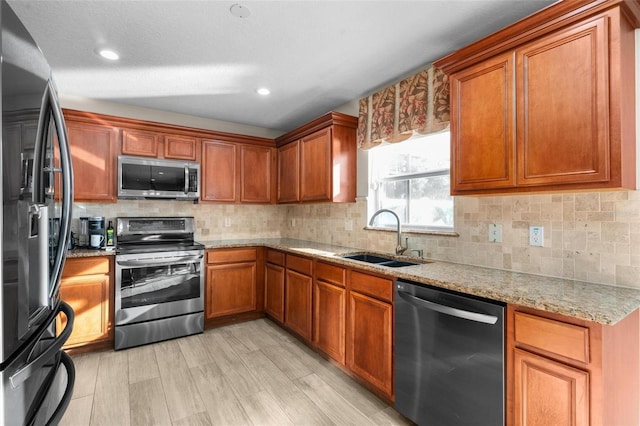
1 0 75 424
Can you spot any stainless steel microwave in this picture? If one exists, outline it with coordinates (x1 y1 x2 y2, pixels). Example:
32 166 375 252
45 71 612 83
117 156 200 200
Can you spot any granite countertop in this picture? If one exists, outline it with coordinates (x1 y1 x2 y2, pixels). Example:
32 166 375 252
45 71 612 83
67 238 640 325
67 248 116 257
202 238 640 325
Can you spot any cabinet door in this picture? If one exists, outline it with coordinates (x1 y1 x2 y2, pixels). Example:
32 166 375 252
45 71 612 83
516 17 609 187
313 280 346 364
121 129 159 157
300 128 332 201
165 135 197 160
284 269 312 341
66 120 118 202
450 52 515 193
240 145 274 203
347 291 393 398
514 348 589 426
201 140 237 202
277 141 300 203
206 262 257 319
58 274 111 348
264 262 285 323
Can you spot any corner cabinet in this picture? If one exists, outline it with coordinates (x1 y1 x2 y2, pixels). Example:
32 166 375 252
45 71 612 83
201 138 276 204
435 1 640 195
284 254 313 341
205 248 263 325
276 112 357 203
58 256 113 352
507 305 640 426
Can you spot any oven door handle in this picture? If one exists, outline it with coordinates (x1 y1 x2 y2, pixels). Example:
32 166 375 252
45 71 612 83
117 254 204 267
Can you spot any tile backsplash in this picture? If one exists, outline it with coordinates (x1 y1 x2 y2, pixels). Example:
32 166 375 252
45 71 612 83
75 190 640 289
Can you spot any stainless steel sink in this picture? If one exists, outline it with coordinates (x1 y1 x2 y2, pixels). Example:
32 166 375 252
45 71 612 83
341 253 421 268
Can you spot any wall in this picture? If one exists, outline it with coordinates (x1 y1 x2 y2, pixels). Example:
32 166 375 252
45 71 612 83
73 200 287 241
283 192 640 289
60 95 284 139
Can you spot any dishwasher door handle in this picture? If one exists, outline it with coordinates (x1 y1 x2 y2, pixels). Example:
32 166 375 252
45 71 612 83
397 290 498 324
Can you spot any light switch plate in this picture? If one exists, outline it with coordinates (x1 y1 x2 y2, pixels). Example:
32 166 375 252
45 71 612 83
488 223 502 243
529 226 543 247
345 219 353 231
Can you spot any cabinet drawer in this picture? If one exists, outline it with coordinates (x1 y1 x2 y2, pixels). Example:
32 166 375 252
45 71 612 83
62 257 110 278
286 254 313 276
514 311 589 364
207 248 257 264
266 249 285 266
350 271 393 303
316 262 345 287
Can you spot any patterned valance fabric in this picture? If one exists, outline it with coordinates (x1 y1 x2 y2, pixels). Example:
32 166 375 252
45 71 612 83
357 66 450 150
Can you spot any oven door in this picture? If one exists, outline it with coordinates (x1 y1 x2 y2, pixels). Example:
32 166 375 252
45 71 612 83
115 250 204 326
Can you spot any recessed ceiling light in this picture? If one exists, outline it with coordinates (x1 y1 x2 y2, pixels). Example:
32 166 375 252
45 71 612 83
230 4 251 18
256 88 271 96
97 48 119 61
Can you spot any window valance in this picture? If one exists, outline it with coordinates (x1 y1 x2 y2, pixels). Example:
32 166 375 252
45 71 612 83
357 66 450 150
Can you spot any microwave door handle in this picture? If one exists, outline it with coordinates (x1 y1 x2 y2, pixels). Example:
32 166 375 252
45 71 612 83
184 165 189 194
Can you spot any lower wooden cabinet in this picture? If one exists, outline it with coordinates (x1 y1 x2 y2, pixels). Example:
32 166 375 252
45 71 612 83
205 248 258 320
346 282 393 400
284 254 313 341
508 305 640 426
264 250 285 323
284 269 313 341
58 256 113 351
313 262 346 364
513 348 589 426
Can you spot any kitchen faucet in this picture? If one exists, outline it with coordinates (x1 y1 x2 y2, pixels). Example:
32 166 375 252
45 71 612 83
369 209 408 255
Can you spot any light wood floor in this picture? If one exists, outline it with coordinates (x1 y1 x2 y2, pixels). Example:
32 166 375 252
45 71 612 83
61 318 411 426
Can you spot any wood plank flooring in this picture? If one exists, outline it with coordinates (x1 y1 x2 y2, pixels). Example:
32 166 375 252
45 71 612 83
61 319 412 426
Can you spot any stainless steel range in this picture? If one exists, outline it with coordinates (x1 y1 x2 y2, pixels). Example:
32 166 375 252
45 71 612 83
114 217 204 350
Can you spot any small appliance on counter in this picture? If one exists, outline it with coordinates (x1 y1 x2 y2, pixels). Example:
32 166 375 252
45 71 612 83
88 216 105 249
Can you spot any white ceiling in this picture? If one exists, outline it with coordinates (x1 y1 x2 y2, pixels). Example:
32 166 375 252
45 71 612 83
9 0 556 133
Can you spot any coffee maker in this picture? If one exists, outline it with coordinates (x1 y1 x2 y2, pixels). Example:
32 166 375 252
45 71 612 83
88 216 105 249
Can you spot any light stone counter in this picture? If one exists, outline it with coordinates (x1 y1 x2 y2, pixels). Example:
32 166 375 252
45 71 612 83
202 238 640 325
67 248 116 258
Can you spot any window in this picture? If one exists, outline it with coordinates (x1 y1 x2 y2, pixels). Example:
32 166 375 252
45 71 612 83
368 132 453 231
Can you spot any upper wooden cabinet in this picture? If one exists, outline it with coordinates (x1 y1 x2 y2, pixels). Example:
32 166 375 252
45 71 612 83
164 134 197 160
276 112 357 203
121 128 197 160
201 138 275 203
121 128 160 157
64 112 118 202
435 1 640 195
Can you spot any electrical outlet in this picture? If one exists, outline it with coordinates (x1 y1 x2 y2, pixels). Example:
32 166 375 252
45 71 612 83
290 218 295 228
345 219 353 231
488 223 502 243
529 226 543 247
224 217 231 227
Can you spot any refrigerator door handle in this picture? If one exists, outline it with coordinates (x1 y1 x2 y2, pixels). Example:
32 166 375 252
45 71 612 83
9 301 75 389
26 350 75 426
33 80 74 302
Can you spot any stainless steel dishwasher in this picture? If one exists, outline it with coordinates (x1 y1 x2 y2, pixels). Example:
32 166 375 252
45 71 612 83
394 279 505 425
